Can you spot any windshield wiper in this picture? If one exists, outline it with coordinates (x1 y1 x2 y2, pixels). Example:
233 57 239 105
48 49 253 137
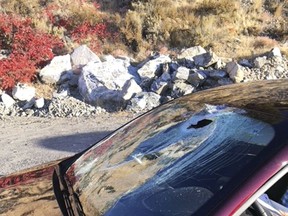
53 165 85 216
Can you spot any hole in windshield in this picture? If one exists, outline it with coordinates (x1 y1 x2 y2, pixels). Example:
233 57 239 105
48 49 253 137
187 119 213 129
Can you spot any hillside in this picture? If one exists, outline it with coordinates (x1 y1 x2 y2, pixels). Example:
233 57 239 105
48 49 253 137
1 0 287 57
0 0 287 89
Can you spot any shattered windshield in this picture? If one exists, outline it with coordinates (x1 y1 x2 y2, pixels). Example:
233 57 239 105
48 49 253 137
64 101 276 216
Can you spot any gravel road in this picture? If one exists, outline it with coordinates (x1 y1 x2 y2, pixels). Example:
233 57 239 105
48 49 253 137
0 112 137 176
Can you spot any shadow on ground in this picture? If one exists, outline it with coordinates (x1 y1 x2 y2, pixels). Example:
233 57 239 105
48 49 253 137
38 131 112 153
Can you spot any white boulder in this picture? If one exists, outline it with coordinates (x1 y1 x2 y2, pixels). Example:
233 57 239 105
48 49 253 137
12 84 35 101
269 47 282 58
177 46 207 61
40 54 72 84
226 62 245 83
71 45 100 68
194 51 219 67
1 92 15 108
137 55 171 79
121 79 142 100
127 92 161 112
254 56 267 68
78 58 135 111
171 81 194 98
173 67 190 81
35 97 45 109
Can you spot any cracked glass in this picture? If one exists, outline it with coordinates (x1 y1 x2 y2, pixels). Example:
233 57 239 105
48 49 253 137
64 101 277 216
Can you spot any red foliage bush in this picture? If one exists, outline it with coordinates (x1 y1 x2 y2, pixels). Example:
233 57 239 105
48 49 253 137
43 1 116 53
71 22 108 41
0 56 36 90
0 1 118 90
70 22 110 51
0 14 63 90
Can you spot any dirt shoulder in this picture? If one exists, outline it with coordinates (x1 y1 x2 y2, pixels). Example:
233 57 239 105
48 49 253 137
0 112 137 176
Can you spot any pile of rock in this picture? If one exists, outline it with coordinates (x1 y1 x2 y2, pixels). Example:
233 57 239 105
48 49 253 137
0 83 104 118
0 45 287 117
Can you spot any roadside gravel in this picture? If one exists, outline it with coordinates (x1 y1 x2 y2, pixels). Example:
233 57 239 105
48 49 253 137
0 112 137 176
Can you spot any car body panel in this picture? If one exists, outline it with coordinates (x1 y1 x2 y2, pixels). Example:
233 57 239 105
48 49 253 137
0 160 63 216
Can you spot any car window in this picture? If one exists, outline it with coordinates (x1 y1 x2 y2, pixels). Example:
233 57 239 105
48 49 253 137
60 100 285 216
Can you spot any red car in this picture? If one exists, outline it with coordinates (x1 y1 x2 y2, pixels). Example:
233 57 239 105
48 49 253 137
1 79 288 216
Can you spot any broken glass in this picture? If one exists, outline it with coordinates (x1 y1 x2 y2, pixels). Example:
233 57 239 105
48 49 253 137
64 102 276 216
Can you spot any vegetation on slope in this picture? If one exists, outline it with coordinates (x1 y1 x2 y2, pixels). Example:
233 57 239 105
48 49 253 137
0 0 287 89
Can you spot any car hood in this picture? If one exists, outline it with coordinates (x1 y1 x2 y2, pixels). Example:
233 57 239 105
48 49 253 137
0 159 64 216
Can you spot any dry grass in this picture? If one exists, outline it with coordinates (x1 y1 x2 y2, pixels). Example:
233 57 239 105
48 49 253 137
0 0 42 16
118 0 288 59
253 36 279 49
0 0 287 59
119 0 243 56
0 0 105 30
33 82 55 99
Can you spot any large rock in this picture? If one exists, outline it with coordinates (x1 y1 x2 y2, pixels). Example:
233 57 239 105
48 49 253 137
171 81 194 98
268 47 282 59
12 84 35 101
205 70 228 79
1 92 15 108
194 51 219 67
187 69 207 87
22 98 36 110
226 62 245 83
151 80 169 95
137 55 171 80
121 79 142 100
59 71 80 87
71 45 100 68
78 58 135 111
35 98 45 109
177 46 207 61
40 54 72 84
254 56 267 68
101 55 115 62
173 67 190 81
127 92 161 113
80 59 134 91
151 71 172 95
